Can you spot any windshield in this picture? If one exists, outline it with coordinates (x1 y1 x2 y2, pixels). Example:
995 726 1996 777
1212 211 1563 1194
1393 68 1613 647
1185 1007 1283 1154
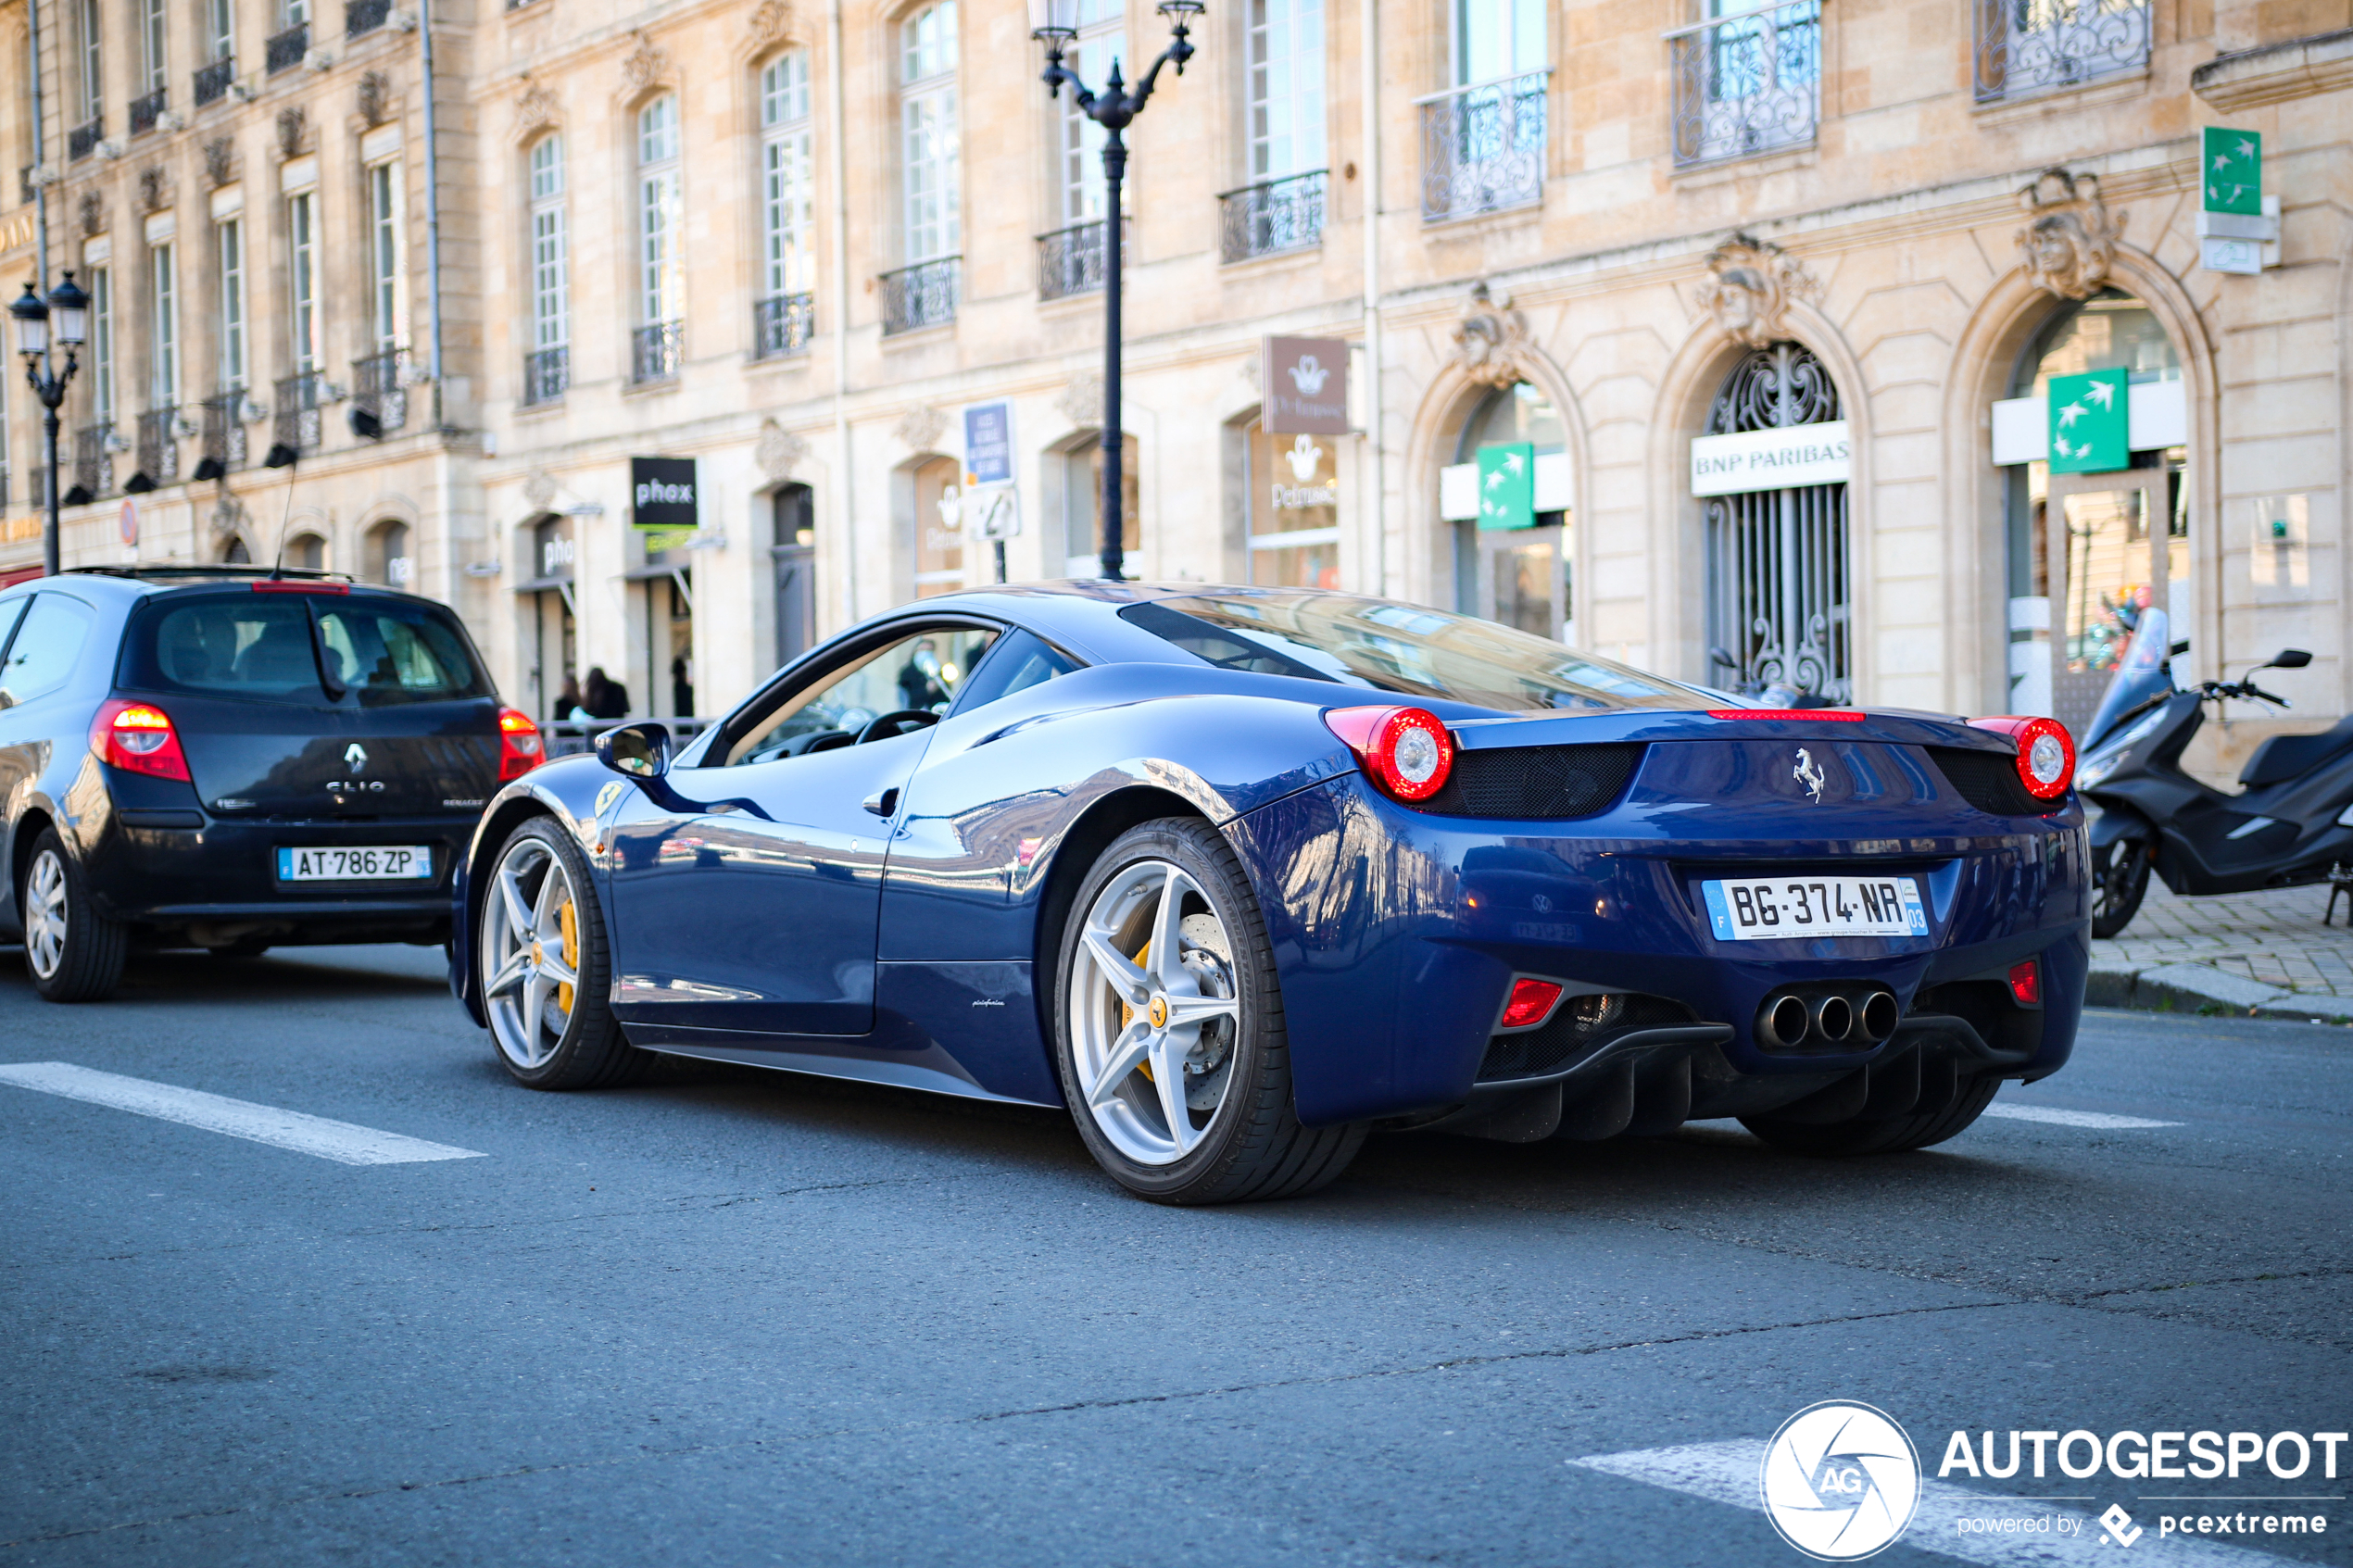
1122 592 1713 714
123 593 493 708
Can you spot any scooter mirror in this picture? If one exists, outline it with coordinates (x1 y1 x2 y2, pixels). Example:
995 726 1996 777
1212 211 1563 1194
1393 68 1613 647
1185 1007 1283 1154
2269 649 2313 670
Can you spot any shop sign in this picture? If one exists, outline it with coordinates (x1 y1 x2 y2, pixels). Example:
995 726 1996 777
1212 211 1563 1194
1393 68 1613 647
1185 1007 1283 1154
2202 127 2261 215
963 402 1013 486
1689 420 1851 497
1476 443 1535 531
2045 370 2128 474
1263 336 1349 435
631 456 698 553
1271 434 1338 513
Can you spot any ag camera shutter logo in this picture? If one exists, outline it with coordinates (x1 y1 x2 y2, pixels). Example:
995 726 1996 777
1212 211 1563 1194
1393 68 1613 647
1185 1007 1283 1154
1759 1401 1921 1560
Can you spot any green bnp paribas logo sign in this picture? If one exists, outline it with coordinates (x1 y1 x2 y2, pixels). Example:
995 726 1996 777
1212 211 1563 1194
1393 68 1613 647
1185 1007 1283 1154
2045 368 2127 474
2203 126 2261 216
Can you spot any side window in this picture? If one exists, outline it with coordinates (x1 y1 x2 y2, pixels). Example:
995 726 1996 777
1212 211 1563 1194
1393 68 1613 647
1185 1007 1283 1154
947 629 1080 717
0 597 29 664
0 596 97 709
725 626 998 766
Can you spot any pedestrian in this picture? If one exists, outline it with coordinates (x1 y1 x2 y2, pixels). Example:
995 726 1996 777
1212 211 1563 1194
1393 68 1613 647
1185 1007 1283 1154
555 672 583 721
582 666 632 719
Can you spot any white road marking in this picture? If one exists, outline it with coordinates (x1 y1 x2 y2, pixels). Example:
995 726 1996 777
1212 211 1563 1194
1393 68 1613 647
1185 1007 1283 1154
1982 1103 2182 1130
1575 1440 2299 1567
0 1062 487 1166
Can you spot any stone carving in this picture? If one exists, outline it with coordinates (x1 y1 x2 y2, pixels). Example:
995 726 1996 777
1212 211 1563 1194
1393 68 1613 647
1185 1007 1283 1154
275 106 308 160
621 31 672 94
202 137 236 189
77 190 105 238
744 0 796 51
358 69 392 127
208 492 249 546
1692 232 1817 350
2014 169 2124 301
756 420 809 482
894 405 949 453
513 80 560 139
137 164 174 212
522 471 560 512
1055 374 1103 427
1452 282 1535 389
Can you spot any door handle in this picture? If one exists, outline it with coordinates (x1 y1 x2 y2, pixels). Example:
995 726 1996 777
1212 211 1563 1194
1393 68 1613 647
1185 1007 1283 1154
862 786 898 818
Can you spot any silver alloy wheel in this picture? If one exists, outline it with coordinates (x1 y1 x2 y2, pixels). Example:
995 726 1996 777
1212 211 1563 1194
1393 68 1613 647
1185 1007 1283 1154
23 850 67 980
481 835 583 1071
1068 858 1242 1166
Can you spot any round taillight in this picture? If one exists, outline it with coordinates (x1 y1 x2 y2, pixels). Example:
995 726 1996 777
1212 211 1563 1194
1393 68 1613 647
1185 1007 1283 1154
1969 714 2075 800
1323 705 1456 804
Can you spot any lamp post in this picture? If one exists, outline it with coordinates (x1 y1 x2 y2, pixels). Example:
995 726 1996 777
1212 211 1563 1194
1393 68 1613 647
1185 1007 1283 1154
1030 0 1200 583
10 273 92 579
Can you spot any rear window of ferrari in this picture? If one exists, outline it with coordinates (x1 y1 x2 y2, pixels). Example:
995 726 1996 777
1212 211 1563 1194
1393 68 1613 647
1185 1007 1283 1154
121 592 492 708
1122 593 1715 714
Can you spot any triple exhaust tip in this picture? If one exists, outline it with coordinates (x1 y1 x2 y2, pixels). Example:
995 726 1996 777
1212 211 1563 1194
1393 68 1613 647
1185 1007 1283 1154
1757 985 1900 1049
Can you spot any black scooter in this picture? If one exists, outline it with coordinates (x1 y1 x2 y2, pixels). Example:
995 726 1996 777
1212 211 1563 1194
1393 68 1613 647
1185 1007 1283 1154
2074 611 2353 936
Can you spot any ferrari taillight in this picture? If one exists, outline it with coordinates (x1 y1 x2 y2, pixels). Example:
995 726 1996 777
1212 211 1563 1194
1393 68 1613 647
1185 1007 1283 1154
1323 705 1455 803
91 698 192 782
497 707 544 782
1969 715 2075 800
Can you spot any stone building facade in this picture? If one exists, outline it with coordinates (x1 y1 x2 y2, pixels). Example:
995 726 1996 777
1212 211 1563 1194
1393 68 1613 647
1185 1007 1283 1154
6 0 2348 769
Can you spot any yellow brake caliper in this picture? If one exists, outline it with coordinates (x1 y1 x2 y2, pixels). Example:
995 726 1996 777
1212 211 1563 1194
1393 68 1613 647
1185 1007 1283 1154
1122 940 1154 1082
557 897 578 1015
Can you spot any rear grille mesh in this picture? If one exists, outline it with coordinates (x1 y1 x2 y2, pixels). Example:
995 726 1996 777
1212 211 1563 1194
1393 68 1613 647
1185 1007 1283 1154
1925 746 2057 817
1422 743 1645 820
1476 993 1695 1082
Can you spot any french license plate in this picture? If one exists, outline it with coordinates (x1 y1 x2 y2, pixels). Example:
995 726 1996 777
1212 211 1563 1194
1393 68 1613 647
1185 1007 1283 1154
276 846 434 883
1702 875 1927 941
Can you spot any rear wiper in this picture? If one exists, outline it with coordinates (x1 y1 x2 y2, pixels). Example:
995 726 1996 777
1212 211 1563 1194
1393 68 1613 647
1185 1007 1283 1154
304 602 347 700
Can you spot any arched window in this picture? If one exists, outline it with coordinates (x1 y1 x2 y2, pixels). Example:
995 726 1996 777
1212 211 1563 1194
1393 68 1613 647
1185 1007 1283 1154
525 134 569 403
523 515 577 719
911 455 964 597
634 94 685 383
284 532 326 571
366 520 413 587
1061 433 1139 578
1703 342 1848 703
220 535 251 565
757 53 816 357
1441 381 1569 641
900 3 960 266
1244 421 1338 588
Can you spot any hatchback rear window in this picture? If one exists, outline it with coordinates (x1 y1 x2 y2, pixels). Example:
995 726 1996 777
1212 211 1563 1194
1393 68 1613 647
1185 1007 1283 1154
123 593 491 707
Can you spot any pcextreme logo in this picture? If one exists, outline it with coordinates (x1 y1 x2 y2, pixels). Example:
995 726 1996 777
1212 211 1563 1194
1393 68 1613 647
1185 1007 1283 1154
1759 1401 1922 1561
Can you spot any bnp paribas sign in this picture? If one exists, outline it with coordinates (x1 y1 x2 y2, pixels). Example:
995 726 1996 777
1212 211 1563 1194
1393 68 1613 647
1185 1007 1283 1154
1690 421 1852 497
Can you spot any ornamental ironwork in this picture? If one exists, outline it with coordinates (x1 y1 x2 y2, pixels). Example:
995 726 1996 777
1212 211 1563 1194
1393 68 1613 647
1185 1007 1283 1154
346 0 390 37
266 23 309 74
130 89 168 137
1416 71 1548 222
275 371 326 453
137 408 182 484
68 119 103 162
194 58 236 107
880 257 959 334
1704 342 1851 705
632 321 685 383
753 294 815 358
354 348 409 433
1037 220 1120 301
75 423 116 499
1220 170 1326 261
1667 2 1820 168
522 346 569 405
1974 0 2149 102
202 391 248 471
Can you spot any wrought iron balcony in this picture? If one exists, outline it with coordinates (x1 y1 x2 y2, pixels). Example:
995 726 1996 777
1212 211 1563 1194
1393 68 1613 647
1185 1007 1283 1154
275 372 326 453
1219 170 1326 262
522 346 569 406
880 258 959 334
632 321 685 383
74 423 116 500
1038 220 1126 302
346 0 390 34
266 22 308 73
1973 0 2149 101
68 119 103 162
1667 2 1821 168
202 390 249 471
136 408 182 485
354 348 408 433
753 294 815 358
130 89 168 136
195 58 236 107
1416 71 1549 222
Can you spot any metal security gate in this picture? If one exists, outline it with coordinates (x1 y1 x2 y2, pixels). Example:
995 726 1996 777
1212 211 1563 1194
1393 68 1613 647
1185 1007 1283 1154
1705 343 1851 704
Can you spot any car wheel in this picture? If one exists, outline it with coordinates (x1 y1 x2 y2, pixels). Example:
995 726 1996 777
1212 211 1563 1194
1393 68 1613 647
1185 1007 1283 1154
1740 1073 2000 1157
1053 818 1365 1204
2090 836 2151 939
19 828 128 1003
479 816 649 1089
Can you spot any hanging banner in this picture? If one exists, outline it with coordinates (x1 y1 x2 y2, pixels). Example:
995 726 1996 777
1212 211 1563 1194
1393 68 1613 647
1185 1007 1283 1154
1689 420 1851 496
1263 336 1350 435
2045 370 2128 474
1476 443 1535 531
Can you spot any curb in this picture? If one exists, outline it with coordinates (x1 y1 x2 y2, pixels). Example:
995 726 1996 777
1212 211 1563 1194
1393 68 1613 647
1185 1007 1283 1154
2087 960 2353 1024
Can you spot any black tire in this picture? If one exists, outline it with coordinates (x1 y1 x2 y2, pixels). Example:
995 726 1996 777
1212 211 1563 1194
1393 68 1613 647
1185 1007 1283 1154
1052 818 1365 1204
19 827 128 1003
1740 1073 2000 1157
2090 835 2152 938
477 815 651 1089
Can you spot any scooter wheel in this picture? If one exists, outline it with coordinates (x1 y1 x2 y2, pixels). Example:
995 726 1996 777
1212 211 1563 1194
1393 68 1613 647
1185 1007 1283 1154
2091 837 2152 938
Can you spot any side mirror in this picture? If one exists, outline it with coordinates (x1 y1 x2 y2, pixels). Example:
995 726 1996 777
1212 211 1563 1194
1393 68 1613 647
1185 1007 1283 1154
2269 649 2312 671
594 721 672 779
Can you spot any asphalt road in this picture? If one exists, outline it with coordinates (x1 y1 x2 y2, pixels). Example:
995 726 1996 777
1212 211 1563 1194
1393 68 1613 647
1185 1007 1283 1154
2 944 2348 1567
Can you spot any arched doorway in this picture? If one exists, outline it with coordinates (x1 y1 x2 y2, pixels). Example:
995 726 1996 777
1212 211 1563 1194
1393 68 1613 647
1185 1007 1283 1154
771 483 815 670
521 513 577 719
1703 342 1850 703
1438 381 1571 640
1053 431 1140 579
365 520 413 588
908 454 963 598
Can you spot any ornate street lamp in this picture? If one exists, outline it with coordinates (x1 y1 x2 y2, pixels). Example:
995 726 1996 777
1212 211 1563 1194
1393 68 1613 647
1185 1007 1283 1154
11 272 92 578
1030 0 1200 582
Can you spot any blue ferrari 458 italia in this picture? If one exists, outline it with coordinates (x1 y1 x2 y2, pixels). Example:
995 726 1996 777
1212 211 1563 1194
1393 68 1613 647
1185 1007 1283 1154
449 583 2088 1203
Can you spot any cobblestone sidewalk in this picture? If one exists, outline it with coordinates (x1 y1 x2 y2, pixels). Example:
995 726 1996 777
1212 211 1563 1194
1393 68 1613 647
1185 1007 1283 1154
2089 875 2353 1022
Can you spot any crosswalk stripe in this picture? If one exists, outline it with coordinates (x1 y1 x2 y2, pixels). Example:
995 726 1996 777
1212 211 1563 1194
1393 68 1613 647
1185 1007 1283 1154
1982 1103 2182 1130
0 1062 487 1166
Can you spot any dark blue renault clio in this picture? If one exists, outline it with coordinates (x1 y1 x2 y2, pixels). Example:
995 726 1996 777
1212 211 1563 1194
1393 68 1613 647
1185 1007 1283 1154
1 567 541 1001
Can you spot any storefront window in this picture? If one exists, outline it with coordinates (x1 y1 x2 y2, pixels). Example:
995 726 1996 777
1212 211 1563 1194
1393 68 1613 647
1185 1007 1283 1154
1061 433 1140 578
912 454 963 597
1448 382 1569 641
1246 421 1339 588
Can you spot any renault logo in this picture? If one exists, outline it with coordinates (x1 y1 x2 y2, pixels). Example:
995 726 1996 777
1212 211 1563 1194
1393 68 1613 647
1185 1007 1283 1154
344 742 369 771
1793 746 1826 803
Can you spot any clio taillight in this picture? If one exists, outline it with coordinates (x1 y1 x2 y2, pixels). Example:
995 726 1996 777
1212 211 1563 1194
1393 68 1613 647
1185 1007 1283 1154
497 707 545 782
91 698 193 782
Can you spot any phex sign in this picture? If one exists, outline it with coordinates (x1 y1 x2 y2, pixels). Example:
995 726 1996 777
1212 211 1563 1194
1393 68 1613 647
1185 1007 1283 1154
1263 335 1350 435
630 457 698 531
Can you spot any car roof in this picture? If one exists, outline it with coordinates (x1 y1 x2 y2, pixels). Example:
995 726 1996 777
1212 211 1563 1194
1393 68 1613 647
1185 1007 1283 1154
879 580 1321 666
29 568 455 610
